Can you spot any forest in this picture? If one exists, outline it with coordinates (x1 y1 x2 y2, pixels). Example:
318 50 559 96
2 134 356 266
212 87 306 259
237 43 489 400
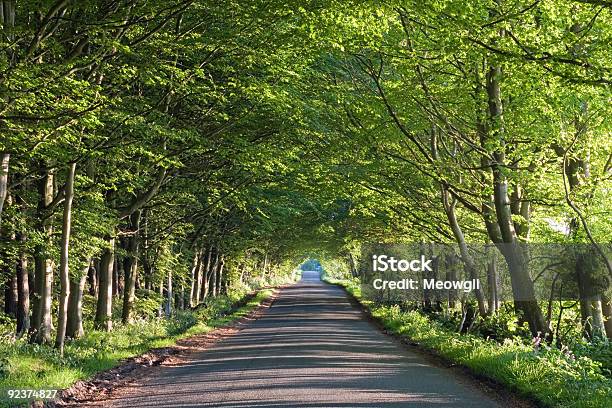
0 0 610 407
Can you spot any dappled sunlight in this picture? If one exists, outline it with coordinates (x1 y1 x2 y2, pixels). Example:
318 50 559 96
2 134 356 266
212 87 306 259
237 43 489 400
102 280 500 408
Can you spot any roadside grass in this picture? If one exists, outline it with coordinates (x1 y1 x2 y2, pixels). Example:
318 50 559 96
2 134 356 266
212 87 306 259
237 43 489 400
325 277 612 408
0 288 274 408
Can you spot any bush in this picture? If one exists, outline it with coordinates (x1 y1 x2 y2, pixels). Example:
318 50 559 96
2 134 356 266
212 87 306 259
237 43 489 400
133 289 165 319
473 307 532 341
574 338 612 376
0 313 14 338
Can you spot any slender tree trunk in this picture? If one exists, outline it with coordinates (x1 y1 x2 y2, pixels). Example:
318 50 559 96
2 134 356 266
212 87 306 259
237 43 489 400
189 251 196 306
201 245 213 301
211 249 219 296
157 275 164 317
445 253 459 310
141 210 152 292
95 237 115 331
601 294 612 340
430 254 442 311
0 153 8 223
88 259 98 297
31 166 54 344
179 283 185 310
430 126 486 316
113 256 120 298
190 248 202 307
66 266 87 339
0 4 14 224
487 255 500 314
55 162 76 354
422 246 432 311
217 255 225 295
165 269 172 316
590 296 606 338
118 255 124 295
121 211 141 323
348 252 358 278
442 187 487 316
16 231 29 336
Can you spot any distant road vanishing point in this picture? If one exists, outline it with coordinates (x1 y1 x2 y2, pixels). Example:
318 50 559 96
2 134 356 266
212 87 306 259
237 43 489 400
93 271 505 407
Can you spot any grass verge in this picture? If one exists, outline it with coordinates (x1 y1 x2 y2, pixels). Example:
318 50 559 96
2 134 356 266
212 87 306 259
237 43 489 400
0 289 274 408
325 277 612 408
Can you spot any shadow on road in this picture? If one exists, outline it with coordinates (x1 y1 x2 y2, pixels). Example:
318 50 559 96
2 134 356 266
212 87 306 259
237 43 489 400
101 270 501 407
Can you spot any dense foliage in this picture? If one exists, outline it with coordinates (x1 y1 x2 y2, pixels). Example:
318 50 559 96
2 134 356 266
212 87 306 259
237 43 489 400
0 0 610 406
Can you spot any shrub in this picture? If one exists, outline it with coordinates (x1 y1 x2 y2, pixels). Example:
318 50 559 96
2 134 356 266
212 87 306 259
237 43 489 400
574 338 612 376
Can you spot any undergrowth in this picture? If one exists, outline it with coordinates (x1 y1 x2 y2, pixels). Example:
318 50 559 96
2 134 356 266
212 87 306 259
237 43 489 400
326 277 612 408
0 288 274 407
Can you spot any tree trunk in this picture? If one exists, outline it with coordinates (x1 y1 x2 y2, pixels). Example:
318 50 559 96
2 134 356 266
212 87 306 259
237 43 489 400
190 248 202 307
601 294 612 340
188 254 195 305
140 209 149 293
165 269 172 316
56 162 76 355
211 250 220 296
442 187 487 316
113 256 120 298
576 251 594 337
575 250 607 339
499 243 547 337
189 251 196 305
201 245 213 301
589 296 606 339
179 283 185 310
486 255 500 314
485 64 546 338
31 166 54 345
217 255 225 295
16 232 29 336
430 254 442 311
0 153 8 223
348 252 358 278
95 237 115 331
445 253 459 309
143 255 153 291
66 267 87 339
423 248 432 312
121 211 141 323
88 259 98 297
157 275 164 317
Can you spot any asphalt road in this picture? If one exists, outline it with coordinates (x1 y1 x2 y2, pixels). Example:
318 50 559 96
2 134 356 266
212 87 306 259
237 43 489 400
101 271 502 407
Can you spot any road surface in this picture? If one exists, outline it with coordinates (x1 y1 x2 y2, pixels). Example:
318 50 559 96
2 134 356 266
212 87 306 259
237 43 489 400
99 271 503 407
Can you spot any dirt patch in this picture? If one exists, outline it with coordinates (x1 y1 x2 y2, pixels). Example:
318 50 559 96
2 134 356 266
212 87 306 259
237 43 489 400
46 289 280 407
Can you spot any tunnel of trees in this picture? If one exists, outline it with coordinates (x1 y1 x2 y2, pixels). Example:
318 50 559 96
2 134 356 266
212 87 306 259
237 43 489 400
0 0 610 404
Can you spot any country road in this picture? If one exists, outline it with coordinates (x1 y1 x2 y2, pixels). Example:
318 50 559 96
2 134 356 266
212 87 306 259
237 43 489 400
95 271 506 407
